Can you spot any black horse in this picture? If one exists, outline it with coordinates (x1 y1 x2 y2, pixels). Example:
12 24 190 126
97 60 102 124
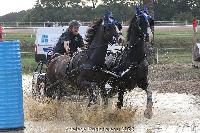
46 17 119 106
104 11 153 119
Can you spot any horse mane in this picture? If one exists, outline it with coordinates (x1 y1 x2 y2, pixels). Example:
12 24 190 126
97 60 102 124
148 17 154 27
127 15 137 42
85 18 103 46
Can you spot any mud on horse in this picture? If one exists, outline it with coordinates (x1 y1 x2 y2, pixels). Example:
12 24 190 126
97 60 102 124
46 13 120 106
106 7 153 119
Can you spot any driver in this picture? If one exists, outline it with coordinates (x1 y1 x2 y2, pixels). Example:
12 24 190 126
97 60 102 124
53 20 84 57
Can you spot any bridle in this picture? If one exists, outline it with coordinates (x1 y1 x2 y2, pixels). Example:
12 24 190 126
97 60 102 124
128 15 147 47
88 22 119 50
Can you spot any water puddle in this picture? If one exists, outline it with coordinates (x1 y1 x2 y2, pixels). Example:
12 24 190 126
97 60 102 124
125 89 200 133
16 75 200 133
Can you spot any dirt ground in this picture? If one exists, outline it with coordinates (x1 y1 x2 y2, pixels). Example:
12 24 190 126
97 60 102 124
149 63 200 95
16 63 200 133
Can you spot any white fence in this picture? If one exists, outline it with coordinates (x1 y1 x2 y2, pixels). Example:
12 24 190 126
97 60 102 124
0 21 92 27
155 20 200 26
1 20 200 27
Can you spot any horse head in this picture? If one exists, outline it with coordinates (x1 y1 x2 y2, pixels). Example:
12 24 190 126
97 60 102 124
106 8 153 118
85 12 120 67
127 7 151 43
124 7 153 62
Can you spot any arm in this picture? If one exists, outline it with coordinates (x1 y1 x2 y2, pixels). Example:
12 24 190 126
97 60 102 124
78 35 84 48
63 31 70 54
76 35 85 52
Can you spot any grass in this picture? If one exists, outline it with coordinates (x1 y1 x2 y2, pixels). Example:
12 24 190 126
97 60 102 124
21 53 37 74
4 33 36 45
157 49 192 64
155 27 200 48
153 27 199 64
3 32 36 74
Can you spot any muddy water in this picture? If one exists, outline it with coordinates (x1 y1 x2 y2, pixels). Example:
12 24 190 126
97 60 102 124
12 75 200 133
125 89 200 132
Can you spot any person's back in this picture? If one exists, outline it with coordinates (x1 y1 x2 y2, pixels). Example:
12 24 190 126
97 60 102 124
53 31 69 55
193 18 197 33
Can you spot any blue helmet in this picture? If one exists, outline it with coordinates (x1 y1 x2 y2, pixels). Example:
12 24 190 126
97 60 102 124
103 10 121 30
135 5 152 21
144 5 148 14
104 10 113 18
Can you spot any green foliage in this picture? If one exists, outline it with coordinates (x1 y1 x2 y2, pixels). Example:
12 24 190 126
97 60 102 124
21 53 37 74
157 49 192 64
155 0 200 21
173 12 193 21
154 27 200 64
4 33 35 46
0 10 29 22
40 0 67 8
155 27 200 48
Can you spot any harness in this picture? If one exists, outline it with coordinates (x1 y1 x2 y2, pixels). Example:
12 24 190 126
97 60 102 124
113 14 148 77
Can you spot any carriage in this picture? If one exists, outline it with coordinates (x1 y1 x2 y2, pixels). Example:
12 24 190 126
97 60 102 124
32 51 50 99
31 44 124 99
192 42 200 68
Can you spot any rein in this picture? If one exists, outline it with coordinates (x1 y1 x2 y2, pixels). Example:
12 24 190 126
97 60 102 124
89 39 115 49
88 42 109 49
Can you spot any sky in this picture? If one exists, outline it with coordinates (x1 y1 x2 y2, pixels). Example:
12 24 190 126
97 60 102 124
0 0 36 16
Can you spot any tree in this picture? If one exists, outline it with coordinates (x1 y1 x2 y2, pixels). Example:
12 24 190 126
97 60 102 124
86 0 98 9
154 0 176 20
40 0 67 7
66 0 82 7
101 0 137 6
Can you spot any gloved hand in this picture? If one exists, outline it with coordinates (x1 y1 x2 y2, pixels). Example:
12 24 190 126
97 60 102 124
64 41 70 52
77 47 82 52
117 33 125 44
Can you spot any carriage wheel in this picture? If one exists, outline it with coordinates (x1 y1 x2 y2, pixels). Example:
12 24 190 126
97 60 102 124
45 79 64 100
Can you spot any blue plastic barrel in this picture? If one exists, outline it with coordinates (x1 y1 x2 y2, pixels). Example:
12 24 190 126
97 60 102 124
0 41 24 131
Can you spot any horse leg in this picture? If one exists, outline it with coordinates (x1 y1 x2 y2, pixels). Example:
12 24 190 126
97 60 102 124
88 82 97 107
138 78 153 119
77 78 97 107
144 86 153 119
55 83 65 100
45 84 58 99
45 81 55 98
45 80 61 100
117 87 124 109
99 86 109 107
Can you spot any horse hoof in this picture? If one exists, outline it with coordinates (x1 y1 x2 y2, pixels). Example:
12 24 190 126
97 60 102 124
117 102 122 109
144 108 153 119
87 104 91 107
102 104 108 109
87 100 97 107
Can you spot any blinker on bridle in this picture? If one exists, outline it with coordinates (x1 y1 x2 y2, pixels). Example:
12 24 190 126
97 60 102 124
135 5 152 39
102 11 121 30
102 11 121 45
